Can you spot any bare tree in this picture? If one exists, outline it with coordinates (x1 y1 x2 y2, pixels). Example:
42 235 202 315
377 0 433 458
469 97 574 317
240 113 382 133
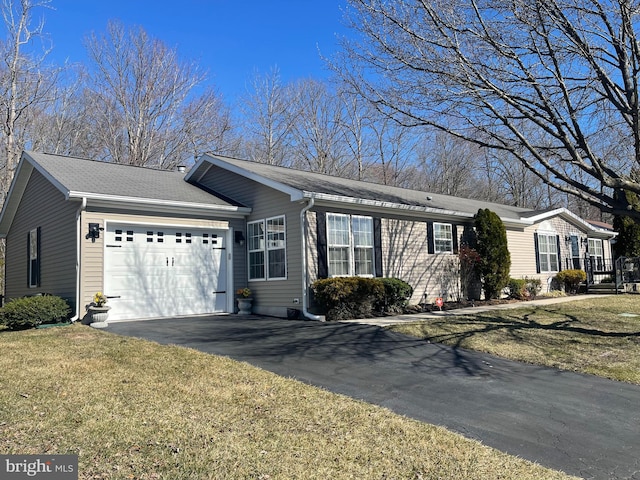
289 79 350 175
0 0 58 197
84 21 234 169
239 67 299 166
336 0 640 219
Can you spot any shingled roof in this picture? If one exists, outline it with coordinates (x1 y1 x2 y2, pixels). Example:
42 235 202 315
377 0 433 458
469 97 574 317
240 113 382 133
24 151 236 207
191 154 535 223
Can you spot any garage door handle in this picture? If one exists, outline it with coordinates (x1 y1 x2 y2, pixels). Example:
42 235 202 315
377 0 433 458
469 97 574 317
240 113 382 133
172 257 175 266
166 257 169 266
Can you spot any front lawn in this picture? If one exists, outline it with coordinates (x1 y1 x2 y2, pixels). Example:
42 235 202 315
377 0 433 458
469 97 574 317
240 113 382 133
390 295 640 384
0 325 574 479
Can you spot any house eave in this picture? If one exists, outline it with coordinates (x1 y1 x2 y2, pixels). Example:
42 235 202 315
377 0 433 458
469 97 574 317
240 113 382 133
302 192 533 226
69 192 251 217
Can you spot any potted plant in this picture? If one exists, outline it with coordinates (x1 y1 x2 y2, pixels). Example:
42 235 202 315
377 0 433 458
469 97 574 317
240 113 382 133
88 291 110 328
236 287 253 315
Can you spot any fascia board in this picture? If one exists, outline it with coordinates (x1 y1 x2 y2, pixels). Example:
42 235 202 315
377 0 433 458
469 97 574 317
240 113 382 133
199 154 305 201
525 207 613 236
305 192 533 226
0 159 34 236
71 192 251 217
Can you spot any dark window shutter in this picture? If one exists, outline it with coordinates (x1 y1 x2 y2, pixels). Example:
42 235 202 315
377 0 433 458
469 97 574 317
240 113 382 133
373 217 383 277
316 212 328 279
452 225 459 254
427 222 435 254
36 227 41 287
556 235 562 272
26 231 30 287
534 233 541 273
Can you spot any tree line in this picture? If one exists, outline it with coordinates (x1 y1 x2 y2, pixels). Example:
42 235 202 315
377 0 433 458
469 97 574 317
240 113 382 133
0 0 629 228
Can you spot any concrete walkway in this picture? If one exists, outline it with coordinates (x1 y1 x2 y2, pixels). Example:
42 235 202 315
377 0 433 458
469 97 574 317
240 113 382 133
342 294 613 326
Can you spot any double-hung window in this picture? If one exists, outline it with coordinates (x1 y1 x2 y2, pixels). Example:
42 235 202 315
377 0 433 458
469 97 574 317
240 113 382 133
588 238 604 270
248 216 287 281
538 233 559 272
327 213 374 276
433 223 453 253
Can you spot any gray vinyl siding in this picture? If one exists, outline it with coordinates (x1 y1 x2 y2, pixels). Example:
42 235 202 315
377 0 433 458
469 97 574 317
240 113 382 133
197 167 303 317
5 170 78 309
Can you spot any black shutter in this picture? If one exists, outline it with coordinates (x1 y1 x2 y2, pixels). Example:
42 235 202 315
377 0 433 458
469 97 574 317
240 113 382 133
556 235 562 272
534 233 541 273
26 231 30 287
452 225 459 254
427 222 435 254
316 212 328 278
373 217 383 277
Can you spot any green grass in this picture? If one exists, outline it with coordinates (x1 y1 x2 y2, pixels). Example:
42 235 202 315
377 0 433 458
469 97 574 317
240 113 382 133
390 295 640 384
0 325 575 479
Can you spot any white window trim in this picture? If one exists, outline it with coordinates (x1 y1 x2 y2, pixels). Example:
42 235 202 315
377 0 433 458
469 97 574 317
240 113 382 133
433 222 454 254
538 232 559 273
266 215 287 280
247 220 265 281
248 216 287 282
327 213 375 277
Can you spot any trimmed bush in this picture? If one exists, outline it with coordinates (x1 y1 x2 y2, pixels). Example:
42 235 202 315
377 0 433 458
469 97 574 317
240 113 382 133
378 278 414 313
475 209 511 299
508 277 542 300
555 269 587 294
312 277 385 321
1 295 71 330
508 278 527 299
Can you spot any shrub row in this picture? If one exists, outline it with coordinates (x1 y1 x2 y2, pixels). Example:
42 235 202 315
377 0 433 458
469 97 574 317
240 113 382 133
0 295 71 330
312 277 413 321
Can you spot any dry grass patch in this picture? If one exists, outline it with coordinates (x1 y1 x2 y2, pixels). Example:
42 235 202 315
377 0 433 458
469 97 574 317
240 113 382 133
0 324 575 479
390 295 640 384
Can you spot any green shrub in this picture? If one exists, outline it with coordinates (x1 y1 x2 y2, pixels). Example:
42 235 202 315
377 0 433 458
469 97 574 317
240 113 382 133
0 295 71 330
378 278 414 313
475 209 511 299
312 277 385 321
508 277 542 300
508 278 527 299
555 269 587 293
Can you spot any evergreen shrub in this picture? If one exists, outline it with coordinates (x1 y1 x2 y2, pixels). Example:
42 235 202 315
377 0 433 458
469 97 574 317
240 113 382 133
1 295 71 330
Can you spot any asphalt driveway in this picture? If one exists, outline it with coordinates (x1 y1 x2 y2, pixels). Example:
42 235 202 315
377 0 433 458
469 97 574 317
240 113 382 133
107 315 640 480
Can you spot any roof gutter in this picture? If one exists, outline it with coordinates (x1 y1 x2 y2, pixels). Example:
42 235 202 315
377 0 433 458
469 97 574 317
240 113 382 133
71 197 87 322
300 195 325 322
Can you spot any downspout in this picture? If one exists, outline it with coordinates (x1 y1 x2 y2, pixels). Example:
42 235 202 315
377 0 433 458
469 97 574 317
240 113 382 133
300 195 325 321
71 197 87 322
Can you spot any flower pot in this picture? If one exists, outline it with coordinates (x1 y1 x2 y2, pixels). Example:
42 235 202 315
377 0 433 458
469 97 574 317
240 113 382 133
237 298 253 315
88 306 110 328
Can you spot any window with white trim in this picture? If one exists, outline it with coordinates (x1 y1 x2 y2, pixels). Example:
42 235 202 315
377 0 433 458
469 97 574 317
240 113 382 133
327 213 374 276
538 233 559 272
434 223 453 253
588 238 604 270
248 216 287 280
266 216 286 279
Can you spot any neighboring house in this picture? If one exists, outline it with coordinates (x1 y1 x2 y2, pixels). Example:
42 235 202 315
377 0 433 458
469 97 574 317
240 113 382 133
0 151 616 322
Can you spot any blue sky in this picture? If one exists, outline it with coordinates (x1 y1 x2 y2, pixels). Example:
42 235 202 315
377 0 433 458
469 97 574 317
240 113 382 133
43 0 350 102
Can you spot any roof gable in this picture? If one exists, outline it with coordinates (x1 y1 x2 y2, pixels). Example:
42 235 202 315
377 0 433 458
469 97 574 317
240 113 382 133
0 152 250 236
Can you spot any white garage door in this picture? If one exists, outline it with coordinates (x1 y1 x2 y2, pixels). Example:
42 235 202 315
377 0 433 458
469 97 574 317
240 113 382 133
104 224 228 320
